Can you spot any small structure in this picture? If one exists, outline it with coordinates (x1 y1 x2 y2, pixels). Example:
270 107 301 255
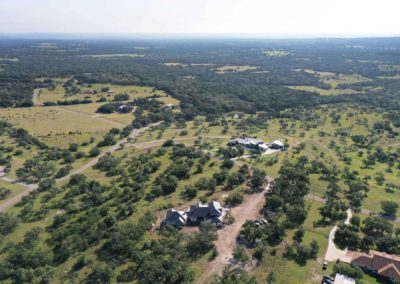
161 209 188 229
351 250 400 282
334 274 356 284
270 140 284 150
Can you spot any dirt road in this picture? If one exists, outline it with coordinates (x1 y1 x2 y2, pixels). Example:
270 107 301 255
57 121 162 183
127 135 230 149
32 88 42 106
0 122 162 212
0 177 38 212
197 182 271 283
56 106 126 128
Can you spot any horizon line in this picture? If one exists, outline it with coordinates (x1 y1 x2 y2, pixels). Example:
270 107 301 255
1 32 400 40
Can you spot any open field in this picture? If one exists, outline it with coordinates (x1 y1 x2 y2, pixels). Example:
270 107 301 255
213 65 258 74
263 50 290 57
0 106 115 147
81 53 144 58
378 64 400 72
0 179 27 201
287 85 361 96
38 83 168 104
0 57 19 62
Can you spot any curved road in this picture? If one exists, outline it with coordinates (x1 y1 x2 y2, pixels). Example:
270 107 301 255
0 122 162 212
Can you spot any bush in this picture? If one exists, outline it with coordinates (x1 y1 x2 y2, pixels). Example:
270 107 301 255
224 192 244 207
55 165 72 179
0 213 20 236
162 139 174 147
333 263 363 279
113 93 129 101
89 147 100 157
0 187 11 200
221 159 234 169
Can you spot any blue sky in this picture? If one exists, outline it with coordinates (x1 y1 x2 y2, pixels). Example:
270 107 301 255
0 0 399 36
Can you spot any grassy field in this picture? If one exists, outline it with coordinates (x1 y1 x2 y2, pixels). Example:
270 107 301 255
81 54 144 58
61 103 134 125
263 50 290 57
378 65 400 72
289 70 373 95
38 83 168 104
0 179 26 200
0 106 114 147
288 85 362 96
0 57 19 62
213 65 258 74
162 62 187 67
254 200 332 284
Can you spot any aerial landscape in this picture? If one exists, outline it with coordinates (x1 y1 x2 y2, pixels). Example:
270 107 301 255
0 1 400 283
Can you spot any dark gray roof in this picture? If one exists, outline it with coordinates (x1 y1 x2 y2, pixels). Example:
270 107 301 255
188 201 224 219
164 209 187 226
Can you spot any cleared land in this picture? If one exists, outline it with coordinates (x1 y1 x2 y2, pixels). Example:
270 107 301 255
213 65 258 74
263 50 290 57
0 107 115 147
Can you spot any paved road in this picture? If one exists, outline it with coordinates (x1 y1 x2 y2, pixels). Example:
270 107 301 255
324 209 352 263
306 193 400 223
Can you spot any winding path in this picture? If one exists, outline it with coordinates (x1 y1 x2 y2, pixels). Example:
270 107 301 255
0 122 162 212
197 180 272 283
306 193 400 223
324 209 353 263
127 135 230 149
0 177 38 212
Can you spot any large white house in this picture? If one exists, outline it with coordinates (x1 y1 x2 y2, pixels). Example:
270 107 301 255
162 201 228 229
228 137 284 151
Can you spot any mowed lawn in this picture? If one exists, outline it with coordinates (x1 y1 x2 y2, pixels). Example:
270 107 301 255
0 106 115 147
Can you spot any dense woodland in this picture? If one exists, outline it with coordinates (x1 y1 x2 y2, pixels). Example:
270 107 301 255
1 38 400 118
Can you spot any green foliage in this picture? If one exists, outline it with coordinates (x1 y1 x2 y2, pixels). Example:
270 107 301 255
333 263 363 279
0 213 20 236
381 200 399 216
213 268 257 284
